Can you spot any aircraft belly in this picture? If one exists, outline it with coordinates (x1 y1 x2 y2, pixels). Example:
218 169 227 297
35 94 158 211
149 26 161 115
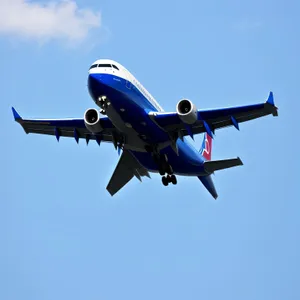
130 143 206 176
88 73 207 174
88 74 170 147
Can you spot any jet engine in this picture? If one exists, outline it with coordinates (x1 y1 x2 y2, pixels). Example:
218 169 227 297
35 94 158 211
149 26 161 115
84 108 103 133
176 99 198 124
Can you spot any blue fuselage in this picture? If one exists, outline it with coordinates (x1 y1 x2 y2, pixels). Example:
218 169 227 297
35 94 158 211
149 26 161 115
88 73 206 176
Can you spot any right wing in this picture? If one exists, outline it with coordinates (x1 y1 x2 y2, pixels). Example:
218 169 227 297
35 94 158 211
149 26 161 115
12 107 117 145
107 150 150 196
151 92 278 138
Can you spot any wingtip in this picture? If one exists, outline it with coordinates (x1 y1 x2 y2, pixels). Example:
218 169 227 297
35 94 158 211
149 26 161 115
265 92 278 116
12 107 22 121
267 91 275 106
106 187 115 197
237 157 244 166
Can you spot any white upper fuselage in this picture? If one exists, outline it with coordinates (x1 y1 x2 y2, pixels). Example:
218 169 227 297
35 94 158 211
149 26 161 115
88 59 164 112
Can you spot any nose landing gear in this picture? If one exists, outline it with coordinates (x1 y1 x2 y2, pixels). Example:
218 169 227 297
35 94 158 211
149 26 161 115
97 95 110 115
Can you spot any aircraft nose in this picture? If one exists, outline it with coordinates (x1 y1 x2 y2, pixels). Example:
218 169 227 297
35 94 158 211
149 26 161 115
88 73 103 100
88 73 113 102
88 73 101 86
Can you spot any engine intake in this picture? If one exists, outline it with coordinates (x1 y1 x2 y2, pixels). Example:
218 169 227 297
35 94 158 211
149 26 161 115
84 108 103 133
176 99 197 124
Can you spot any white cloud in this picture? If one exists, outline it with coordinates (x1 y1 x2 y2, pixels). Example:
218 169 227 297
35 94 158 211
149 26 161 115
0 0 101 42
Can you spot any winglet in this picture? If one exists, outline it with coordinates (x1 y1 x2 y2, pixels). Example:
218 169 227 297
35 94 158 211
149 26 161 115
265 91 278 116
267 91 274 106
12 107 22 121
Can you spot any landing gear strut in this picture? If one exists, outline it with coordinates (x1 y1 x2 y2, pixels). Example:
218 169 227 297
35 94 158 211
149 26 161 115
157 154 172 175
153 153 177 186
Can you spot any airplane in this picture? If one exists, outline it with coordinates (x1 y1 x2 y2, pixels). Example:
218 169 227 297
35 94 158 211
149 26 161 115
12 59 278 199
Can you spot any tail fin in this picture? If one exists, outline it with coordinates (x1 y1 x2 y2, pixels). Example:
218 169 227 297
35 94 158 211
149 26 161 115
200 133 212 161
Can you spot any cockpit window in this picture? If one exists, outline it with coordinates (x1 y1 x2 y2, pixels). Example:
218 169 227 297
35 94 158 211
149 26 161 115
98 64 112 68
89 63 116 70
89 64 98 70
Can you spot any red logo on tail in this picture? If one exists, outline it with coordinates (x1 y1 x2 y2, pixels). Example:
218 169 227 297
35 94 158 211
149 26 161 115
202 134 212 161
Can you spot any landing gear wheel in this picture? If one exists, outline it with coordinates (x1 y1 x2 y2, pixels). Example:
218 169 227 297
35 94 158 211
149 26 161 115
170 174 177 185
100 109 106 115
162 176 169 186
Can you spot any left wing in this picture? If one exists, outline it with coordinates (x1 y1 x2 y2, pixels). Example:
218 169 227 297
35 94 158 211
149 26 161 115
12 107 117 145
151 92 278 138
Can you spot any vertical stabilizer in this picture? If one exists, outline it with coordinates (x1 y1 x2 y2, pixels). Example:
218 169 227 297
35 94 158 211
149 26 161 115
200 133 212 161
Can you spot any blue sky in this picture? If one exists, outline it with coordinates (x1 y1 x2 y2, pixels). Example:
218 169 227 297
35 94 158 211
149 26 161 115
1 0 299 299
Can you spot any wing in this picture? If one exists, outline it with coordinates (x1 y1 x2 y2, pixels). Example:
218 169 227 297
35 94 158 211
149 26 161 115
12 107 117 145
106 150 150 196
151 92 278 138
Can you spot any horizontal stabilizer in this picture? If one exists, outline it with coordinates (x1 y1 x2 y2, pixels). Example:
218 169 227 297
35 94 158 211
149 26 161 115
198 175 218 200
204 157 243 174
107 150 150 196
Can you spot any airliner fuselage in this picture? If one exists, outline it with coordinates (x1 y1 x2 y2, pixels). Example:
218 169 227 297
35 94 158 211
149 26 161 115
12 58 278 198
88 59 205 176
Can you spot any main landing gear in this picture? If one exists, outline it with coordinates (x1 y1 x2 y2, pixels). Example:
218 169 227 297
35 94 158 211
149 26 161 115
162 174 177 186
154 153 177 187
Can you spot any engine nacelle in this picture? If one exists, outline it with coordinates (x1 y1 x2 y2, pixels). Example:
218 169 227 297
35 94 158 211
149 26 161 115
176 99 198 124
84 108 103 133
